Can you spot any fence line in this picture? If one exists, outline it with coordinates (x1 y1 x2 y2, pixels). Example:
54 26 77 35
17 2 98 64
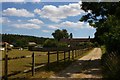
32 52 35 76
3 47 91 79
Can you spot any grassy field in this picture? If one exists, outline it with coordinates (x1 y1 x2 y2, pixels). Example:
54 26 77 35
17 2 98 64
1 49 69 77
2 49 46 58
1 48 92 79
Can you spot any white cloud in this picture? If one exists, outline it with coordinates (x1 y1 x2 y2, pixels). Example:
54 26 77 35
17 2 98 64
17 19 22 22
34 9 41 15
42 30 50 33
48 25 59 29
34 3 85 22
0 17 11 24
46 21 93 30
12 23 40 29
0 0 41 2
61 21 93 29
31 0 41 2
0 0 25 2
28 19 44 25
0 18 3 24
3 8 34 17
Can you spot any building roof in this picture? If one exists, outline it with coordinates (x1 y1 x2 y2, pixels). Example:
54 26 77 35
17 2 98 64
28 42 36 45
60 38 94 43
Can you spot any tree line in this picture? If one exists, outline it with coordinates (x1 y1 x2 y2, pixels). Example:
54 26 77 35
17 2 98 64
1 34 48 48
1 29 72 48
80 1 120 79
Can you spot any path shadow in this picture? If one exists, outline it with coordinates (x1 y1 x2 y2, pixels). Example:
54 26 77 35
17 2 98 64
56 59 102 78
6 59 102 79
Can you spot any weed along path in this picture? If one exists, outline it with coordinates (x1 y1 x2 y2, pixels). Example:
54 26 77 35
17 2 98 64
51 48 102 79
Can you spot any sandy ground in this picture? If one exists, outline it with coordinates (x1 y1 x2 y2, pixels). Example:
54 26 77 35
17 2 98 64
50 48 102 79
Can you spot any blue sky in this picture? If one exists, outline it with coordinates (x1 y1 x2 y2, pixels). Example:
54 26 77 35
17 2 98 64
1 2 96 38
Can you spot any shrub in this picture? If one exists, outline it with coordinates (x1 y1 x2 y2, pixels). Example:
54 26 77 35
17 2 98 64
43 39 57 48
101 51 120 79
93 42 99 47
57 42 68 48
78 42 94 48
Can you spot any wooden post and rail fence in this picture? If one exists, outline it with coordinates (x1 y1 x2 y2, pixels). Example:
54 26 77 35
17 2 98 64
3 46 91 79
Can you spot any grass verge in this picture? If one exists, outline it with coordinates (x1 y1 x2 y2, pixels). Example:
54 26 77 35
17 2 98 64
101 46 120 79
8 48 93 79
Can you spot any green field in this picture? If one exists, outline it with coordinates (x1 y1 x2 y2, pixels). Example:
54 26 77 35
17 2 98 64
2 49 46 58
1 49 70 77
1 48 91 78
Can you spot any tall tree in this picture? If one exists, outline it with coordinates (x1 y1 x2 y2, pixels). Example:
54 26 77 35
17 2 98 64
80 1 120 46
70 33 73 39
62 29 69 38
80 1 120 78
52 29 69 41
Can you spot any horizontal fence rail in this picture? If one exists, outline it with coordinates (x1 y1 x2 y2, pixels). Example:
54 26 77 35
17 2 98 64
2 47 92 79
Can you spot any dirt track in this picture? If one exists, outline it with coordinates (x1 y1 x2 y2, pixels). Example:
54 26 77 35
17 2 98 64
51 48 102 79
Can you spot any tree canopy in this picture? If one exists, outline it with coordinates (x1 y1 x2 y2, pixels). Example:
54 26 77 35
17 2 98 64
80 2 120 25
80 1 120 52
80 2 120 78
1 34 48 48
52 29 69 41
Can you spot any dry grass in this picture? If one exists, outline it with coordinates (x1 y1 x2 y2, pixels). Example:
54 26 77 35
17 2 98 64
1 49 70 77
2 49 46 58
1 48 92 79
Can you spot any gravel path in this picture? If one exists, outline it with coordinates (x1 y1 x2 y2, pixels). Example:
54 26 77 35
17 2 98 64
51 48 102 79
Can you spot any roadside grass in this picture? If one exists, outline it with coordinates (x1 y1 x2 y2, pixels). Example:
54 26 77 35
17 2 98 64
2 49 46 58
1 48 93 79
9 49 93 79
2 49 69 77
101 52 120 79
101 45 120 79
100 45 106 54
31 49 93 78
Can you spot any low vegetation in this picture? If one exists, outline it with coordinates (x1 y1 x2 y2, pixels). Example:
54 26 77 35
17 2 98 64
5 48 92 78
1 34 48 48
101 51 120 79
80 2 120 79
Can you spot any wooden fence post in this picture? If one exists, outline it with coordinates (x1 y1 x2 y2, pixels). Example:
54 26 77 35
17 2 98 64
72 50 74 60
68 50 70 60
73 50 75 58
4 53 8 80
4 42 8 80
32 52 35 76
75 49 77 57
74 49 76 57
64 51 66 62
48 51 50 69
81 49 83 54
78 49 80 56
57 49 59 64
76 50 77 57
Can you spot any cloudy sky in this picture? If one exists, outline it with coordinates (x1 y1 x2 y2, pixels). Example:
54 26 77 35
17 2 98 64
1 1 96 38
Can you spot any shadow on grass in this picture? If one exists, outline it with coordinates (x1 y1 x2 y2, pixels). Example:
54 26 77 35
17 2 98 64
6 49 92 79
7 59 75 79
25 59 74 75
55 59 102 78
7 59 103 80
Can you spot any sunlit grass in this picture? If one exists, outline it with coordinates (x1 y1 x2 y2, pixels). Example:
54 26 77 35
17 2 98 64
2 49 46 58
1 48 92 78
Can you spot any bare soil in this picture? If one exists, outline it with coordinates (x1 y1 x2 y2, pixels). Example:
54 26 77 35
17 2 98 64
51 48 102 79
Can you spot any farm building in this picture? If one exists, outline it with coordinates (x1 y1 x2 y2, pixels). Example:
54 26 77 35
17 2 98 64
60 38 94 43
0 42 13 50
28 42 37 51
60 38 94 47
